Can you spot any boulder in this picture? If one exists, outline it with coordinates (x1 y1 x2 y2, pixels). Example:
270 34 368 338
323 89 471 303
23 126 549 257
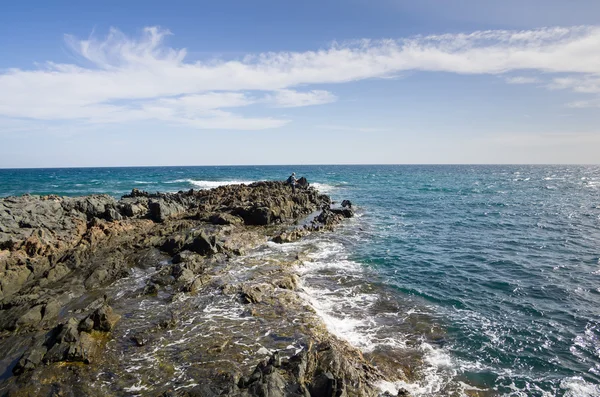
297 177 309 188
15 305 44 329
87 304 121 332
209 212 243 226
186 232 218 256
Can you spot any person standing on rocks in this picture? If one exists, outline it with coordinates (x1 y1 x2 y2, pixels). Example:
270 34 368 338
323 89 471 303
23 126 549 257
286 172 297 194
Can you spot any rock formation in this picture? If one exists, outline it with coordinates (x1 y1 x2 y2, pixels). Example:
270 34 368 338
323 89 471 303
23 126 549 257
0 182 407 396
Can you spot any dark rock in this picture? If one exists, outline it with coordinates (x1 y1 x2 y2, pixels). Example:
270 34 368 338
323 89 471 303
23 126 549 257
341 200 352 208
78 317 94 333
172 265 194 284
149 200 184 223
209 213 243 226
143 282 159 295
235 206 272 226
87 304 120 332
161 234 189 255
297 177 309 188
16 305 43 329
104 207 123 221
44 317 93 364
331 207 354 218
132 333 149 347
309 372 336 397
186 275 212 294
84 267 109 289
240 284 272 304
273 274 299 290
0 182 365 395
42 298 62 321
13 345 47 375
186 232 218 256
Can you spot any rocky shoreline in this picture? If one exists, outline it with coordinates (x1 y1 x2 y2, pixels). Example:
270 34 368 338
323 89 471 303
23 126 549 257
0 181 408 396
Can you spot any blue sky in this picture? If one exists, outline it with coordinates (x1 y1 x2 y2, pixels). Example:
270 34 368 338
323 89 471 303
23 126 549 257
1 0 600 167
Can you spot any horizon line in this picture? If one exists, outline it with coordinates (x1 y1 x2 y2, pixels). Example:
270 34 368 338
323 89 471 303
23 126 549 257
1 163 599 170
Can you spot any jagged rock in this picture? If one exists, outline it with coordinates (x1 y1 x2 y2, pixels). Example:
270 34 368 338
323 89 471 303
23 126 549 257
272 229 310 244
87 304 121 332
235 206 273 226
331 207 354 218
161 234 189 255
341 200 352 208
84 267 109 289
44 263 71 284
237 345 381 397
78 317 94 333
186 232 218 256
104 207 123 221
273 274 299 290
309 372 336 397
186 275 212 294
42 298 62 321
173 265 194 284
0 182 364 395
241 284 273 304
209 213 243 225
143 282 159 295
13 345 47 375
297 177 309 188
132 332 149 347
149 200 185 223
16 305 44 329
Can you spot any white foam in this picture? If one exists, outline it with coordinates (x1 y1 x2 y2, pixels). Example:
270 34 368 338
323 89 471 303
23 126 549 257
123 382 150 392
292 234 472 396
310 182 336 194
165 179 255 189
561 376 600 397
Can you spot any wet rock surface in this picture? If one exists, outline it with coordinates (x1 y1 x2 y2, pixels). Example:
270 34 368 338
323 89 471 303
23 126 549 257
0 182 406 396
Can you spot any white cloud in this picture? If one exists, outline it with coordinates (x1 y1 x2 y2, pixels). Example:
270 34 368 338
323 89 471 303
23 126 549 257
505 76 541 84
1 25 600 129
267 90 337 108
549 75 600 93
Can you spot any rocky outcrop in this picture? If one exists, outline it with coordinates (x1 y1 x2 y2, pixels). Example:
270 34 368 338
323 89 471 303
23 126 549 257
234 341 382 397
272 203 355 244
0 181 396 397
13 303 120 375
0 182 326 304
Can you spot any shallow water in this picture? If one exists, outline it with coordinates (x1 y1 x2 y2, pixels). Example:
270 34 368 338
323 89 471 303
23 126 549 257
1 164 599 396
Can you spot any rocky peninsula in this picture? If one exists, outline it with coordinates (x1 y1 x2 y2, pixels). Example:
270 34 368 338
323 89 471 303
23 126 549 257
0 181 408 396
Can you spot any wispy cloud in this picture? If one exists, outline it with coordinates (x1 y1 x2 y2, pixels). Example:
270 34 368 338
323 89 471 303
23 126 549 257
267 90 337 108
1 25 600 129
549 75 600 93
505 76 541 84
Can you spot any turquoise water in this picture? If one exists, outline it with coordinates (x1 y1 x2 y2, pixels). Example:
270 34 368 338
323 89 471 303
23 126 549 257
1 165 599 396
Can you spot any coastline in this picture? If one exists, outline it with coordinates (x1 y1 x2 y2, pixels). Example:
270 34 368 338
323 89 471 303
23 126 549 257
0 182 405 396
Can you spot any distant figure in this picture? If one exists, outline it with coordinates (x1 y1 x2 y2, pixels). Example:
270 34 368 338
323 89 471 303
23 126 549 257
286 172 297 194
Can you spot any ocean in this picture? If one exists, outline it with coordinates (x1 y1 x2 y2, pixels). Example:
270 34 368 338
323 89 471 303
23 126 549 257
1 164 599 396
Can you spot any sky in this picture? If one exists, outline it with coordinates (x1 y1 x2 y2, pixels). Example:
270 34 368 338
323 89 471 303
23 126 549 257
1 0 600 167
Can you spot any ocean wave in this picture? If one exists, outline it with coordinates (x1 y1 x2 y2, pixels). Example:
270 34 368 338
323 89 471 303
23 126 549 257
164 179 255 189
310 182 336 194
292 237 463 396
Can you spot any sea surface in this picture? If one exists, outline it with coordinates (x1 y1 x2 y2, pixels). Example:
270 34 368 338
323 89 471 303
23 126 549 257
1 165 599 396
